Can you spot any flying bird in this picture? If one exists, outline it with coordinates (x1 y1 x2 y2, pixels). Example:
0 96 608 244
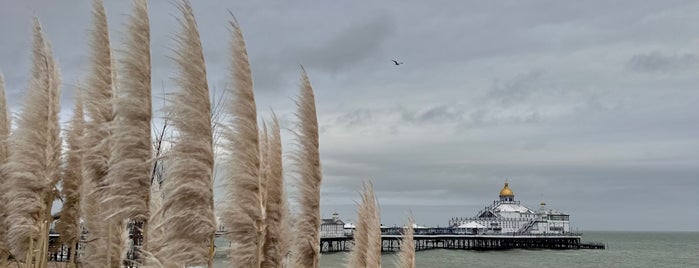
391 59 403 65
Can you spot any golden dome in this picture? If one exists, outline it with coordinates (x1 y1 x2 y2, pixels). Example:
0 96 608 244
499 183 514 197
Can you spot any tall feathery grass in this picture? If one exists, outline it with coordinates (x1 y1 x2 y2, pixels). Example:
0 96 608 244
100 0 152 266
151 1 216 266
81 0 116 266
0 71 10 266
3 17 62 261
394 216 415 268
291 68 323 268
0 3 355 267
263 114 289 267
221 16 267 267
55 88 85 264
346 182 381 268
104 0 152 225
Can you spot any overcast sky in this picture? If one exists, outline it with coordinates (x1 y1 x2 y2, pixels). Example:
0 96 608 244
1 0 698 231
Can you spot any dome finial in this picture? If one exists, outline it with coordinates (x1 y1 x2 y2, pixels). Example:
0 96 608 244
499 182 514 197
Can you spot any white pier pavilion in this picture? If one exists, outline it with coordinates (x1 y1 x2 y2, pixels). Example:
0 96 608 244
450 183 571 234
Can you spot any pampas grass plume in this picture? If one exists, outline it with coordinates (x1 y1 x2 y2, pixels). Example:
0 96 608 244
3 17 61 260
55 87 85 253
81 0 116 265
394 216 416 268
291 68 323 268
97 0 152 263
262 114 289 267
221 15 266 267
103 0 152 223
346 182 381 268
151 1 216 266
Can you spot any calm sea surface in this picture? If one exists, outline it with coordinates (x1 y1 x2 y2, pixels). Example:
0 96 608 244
214 232 699 267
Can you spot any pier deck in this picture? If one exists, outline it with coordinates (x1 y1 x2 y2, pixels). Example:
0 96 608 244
43 228 604 263
319 229 605 253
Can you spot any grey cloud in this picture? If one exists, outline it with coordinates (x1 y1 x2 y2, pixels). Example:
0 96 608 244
488 70 549 105
402 104 464 123
626 51 699 73
2 0 699 231
299 15 396 73
335 109 374 127
328 104 542 129
219 13 396 93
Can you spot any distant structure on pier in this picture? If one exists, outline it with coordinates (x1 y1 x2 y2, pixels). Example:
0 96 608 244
449 182 571 234
320 212 346 237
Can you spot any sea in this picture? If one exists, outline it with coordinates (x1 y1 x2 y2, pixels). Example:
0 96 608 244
212 232 699 267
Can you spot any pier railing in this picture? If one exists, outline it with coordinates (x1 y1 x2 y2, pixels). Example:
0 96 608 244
374 227 583 237
318 231 603 253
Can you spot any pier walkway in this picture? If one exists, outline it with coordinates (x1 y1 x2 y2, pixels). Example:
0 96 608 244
314 227 605 253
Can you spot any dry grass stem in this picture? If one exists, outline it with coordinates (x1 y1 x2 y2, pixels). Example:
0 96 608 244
0 72 9 161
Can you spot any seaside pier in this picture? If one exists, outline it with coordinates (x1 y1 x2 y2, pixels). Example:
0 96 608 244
318 183 606 253
319 229 605 253
43 182 604 262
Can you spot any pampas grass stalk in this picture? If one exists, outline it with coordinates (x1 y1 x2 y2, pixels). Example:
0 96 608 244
3 17 61 261
291 68 323 268
103 0 152 224
145 101 169 254
45 35 63 211
346 182 381 268
221 16 266 267
259 122 269 209
37 220 50 268
146 173 163 247
0 71 9 266
81 0 116 266
150 1 216 266
55 88 85 264
0 72 9 162
141 178 164 268
394 216 415 268
262 114 289 268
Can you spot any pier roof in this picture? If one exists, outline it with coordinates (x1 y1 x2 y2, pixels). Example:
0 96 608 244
494 203 534 214
457 221 486 229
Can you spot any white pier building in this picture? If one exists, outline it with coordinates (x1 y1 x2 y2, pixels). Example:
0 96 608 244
450 183 571 234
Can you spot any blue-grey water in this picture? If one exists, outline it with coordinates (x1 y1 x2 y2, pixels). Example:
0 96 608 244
214 232 699 267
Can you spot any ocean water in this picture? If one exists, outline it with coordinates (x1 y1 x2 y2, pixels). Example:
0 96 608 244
214 232 699 267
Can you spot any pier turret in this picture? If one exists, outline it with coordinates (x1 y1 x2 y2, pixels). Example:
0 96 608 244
499 182 515 202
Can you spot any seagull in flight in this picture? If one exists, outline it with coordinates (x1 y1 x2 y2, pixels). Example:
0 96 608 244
391 59 404 65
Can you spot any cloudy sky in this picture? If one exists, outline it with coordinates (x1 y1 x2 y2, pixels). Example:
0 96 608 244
1 0 698 231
